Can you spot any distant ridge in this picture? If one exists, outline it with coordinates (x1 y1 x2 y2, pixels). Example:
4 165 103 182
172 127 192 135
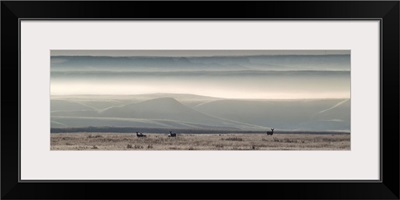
51 126 350 134
75 97 269 130
52 54 350 58
51 94 350 132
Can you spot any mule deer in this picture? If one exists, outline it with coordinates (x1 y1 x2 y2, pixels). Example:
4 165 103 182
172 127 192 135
267 128 275 135
168 131 177 137
136 132 146 137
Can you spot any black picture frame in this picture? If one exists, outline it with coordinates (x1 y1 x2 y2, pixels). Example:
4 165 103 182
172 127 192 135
1 1 399 199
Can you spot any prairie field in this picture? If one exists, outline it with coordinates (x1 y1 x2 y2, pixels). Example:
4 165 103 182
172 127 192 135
51 133 350 150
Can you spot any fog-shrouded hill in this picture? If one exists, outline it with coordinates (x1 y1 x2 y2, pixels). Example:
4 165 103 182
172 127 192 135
50 51 350 132
100 97 266 130
51 100 94 112
51 93 221 108
51 96 268 131
51 94 350 132
296 99 350 131
194 98 350 131
51 117 246 130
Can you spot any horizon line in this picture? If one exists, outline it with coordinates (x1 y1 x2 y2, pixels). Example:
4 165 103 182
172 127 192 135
50 93 350 100
51 54 350 58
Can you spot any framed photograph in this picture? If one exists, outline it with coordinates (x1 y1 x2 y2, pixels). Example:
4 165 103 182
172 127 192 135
2 1 399 199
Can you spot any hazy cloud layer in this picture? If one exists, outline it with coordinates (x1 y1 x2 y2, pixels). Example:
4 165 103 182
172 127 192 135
51 50 350 57
51 51 350 99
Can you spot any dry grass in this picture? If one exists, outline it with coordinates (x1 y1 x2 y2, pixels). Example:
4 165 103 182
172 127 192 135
51 133 350 151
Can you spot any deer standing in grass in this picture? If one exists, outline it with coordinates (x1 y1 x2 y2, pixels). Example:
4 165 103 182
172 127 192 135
136 132 146 138
168 131 176 137
267 128 275 136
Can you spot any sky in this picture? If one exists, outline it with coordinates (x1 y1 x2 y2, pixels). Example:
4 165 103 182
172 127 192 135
51 50 350 57
50 50 351 99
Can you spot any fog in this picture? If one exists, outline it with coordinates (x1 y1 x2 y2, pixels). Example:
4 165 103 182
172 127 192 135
51 51 350 99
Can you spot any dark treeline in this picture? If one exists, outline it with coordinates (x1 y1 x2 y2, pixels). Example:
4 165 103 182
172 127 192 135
51 127 349 135
51 127 263 134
